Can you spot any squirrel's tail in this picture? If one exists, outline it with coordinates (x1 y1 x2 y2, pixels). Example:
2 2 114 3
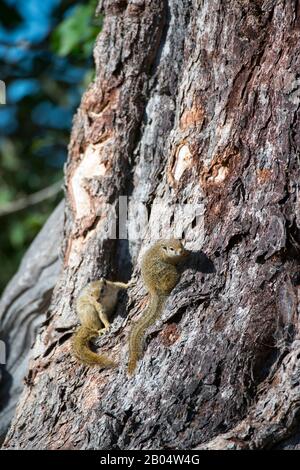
128 293 166 375
72 326 116 367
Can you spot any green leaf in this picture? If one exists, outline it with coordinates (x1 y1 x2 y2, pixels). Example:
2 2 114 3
10 222 25 248
0 138 20 171
51 3 102 58
24 213 48 232
0 188 14 204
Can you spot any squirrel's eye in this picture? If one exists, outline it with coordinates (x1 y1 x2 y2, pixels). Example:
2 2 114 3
163 246 167 250
170 247 174 251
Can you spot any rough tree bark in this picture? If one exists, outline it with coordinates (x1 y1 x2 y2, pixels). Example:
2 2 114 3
2 0 300 450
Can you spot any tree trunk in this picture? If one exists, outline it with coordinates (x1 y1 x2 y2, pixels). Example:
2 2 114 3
0 201 63 441
3 0 300 450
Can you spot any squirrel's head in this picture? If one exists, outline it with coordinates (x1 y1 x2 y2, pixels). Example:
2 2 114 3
157 239 188 263
99 278 107 296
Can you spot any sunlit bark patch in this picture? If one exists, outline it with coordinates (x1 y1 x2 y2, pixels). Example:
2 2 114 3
71 143 110 219
172 144 193 182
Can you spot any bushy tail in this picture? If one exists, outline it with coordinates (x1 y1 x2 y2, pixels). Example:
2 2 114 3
128 293 166 375
72 326 116 368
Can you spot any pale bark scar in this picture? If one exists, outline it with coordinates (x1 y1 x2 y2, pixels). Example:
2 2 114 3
170 143 193 184
70 143 110 220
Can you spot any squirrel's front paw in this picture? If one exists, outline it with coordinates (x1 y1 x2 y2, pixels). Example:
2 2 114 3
98 327 109 336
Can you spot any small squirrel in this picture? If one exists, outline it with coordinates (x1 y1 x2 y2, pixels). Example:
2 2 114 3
128 239 188 375
72 278 129 367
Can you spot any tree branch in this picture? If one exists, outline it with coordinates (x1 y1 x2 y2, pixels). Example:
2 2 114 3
0 181 63 217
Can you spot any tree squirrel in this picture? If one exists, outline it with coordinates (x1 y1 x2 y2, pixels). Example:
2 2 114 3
128 239 188 375
72 278 129 367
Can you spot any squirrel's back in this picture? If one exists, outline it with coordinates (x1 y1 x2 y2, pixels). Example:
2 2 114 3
128 239 188 374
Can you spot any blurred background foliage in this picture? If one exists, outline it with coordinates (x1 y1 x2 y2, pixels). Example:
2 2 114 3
0 0 102 294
